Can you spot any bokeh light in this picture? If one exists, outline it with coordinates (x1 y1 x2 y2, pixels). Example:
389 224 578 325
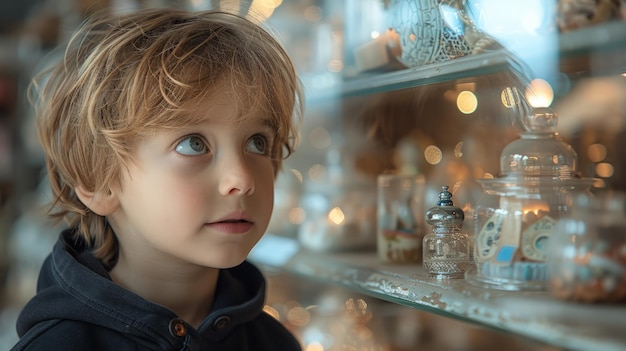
424 145 443 165
456 91 478 114
525 78 554 107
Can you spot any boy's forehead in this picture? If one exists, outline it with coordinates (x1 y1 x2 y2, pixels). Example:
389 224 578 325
133 75 278 135
179 88 270 125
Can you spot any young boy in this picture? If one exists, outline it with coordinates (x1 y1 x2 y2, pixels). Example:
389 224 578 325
13 8 303 351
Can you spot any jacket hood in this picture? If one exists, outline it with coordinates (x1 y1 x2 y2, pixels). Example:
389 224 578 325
15 229 267 349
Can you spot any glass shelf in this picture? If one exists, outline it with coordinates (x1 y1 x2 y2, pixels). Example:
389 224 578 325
307 50 515 104
306 21 626 104
559 21 626 60
250 234 626 351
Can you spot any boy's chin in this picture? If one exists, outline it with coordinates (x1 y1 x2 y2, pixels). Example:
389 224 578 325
208 255 249 270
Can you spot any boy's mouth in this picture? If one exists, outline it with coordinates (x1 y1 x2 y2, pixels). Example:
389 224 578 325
220 219 251 224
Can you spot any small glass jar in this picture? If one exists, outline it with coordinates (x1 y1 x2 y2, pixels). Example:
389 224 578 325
548 192 626 303
377 173 426 263
298 148 377 252
423 186 471 279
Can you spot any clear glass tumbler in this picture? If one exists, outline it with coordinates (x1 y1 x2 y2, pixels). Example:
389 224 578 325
548 192 626 303
377 173 425 263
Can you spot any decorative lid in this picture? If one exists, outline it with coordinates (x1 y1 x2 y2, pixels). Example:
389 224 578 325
425 186 464 228
500 107 578 180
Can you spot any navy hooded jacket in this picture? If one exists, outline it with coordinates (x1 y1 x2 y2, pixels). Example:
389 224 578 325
12 229 302 350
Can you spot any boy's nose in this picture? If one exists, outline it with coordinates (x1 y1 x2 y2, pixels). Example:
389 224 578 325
218 156 255 196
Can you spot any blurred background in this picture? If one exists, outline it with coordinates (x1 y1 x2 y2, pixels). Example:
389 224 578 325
1 0 625 350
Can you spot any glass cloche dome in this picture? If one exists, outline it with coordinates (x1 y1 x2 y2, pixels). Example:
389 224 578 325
466 107 593 291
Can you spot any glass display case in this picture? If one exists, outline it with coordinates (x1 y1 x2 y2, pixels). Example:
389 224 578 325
256 1 626 351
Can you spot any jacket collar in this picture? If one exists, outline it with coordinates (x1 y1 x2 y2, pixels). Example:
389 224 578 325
17 229 267 347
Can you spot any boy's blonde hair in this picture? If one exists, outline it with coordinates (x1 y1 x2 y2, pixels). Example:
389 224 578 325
30 9 303 266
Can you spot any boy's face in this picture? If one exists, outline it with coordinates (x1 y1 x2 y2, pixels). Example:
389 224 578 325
107 90 275 269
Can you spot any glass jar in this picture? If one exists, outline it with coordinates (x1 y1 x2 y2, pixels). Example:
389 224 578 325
298 148 377 252
469 178 592 290
466 107 593 290
423 186 471 279
548 192 626 303
377 173 426 263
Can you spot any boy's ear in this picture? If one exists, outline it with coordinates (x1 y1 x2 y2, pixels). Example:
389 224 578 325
75 185 120 216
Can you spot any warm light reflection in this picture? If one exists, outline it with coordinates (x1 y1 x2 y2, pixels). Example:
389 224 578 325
454 141 464 158
424 145 443 165
248 0 283 19
370 31 380 39
309 127 331 149
328 207 345 225
525 78 554 107
345 298 368 314
287 306 311 327
188 0 203 9
523 200 550 222
308 164 326 182
327 31 344 73
219 0 241 13
303 6 323 22
264 0 283 6
305 342 324 351
288 207 305 224
524 204 549 216
596 163 614 178
552 155 559 164
289 168 303 183
501 86 521 108
263 305 280 320
456 90 478 114
587 144 607 163
327 59 343 72
213 0 280 20
593 178 606 188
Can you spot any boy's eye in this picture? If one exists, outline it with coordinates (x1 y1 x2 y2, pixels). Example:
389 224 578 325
175 135 208 155
246 135 269 155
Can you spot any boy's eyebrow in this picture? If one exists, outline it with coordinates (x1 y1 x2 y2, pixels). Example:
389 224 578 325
255 116 276 131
